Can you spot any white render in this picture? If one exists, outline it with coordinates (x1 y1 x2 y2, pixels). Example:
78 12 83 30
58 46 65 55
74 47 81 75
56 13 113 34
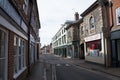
52 24 68 49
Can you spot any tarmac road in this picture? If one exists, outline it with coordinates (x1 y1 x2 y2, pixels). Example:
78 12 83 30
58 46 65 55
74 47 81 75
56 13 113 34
39 54 120 80
56 64 119 80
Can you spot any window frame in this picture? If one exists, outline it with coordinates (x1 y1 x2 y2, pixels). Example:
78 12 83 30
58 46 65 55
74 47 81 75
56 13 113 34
81 26 84 35
89 16 95 29
0 27 8 80
116 7 120 25
13 36 26 79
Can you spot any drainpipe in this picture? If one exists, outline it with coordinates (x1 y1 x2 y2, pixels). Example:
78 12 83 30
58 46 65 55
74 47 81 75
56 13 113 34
109 1 114 30
103 0 113 67
28 0 33 75
109 1 114 66
100 0 109 67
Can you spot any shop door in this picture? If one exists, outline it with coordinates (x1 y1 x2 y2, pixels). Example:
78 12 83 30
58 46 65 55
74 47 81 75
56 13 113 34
117 40 120 67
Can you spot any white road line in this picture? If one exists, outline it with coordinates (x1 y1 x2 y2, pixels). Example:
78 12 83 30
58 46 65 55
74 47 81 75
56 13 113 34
65 64 70 66
44 68 47 80
52 64 57 80
56 64 61 66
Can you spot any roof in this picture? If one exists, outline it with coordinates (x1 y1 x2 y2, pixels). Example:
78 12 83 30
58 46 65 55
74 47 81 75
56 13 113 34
80 0 98 17
65 18 83 30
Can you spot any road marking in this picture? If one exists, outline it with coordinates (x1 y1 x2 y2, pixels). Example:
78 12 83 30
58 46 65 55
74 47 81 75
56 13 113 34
56 63 70 67
56 64 61 66
43 68 47 80
52 64 57 80
65 64 70 66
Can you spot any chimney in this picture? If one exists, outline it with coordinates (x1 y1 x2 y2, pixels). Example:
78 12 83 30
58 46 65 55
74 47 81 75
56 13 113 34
74 12 79 20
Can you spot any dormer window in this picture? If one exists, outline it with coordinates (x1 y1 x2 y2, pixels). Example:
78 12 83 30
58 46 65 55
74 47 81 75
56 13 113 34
23 0 28 14
89 16 95 29
116 7 120 25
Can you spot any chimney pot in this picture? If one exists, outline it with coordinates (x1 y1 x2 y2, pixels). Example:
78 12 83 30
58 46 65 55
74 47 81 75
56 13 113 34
75 12 79 20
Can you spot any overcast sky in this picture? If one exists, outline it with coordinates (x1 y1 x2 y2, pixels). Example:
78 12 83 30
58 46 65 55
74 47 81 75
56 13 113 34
37 0 96 47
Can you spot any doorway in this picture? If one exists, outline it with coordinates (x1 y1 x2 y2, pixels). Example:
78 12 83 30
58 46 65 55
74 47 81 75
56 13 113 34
117 40 120 67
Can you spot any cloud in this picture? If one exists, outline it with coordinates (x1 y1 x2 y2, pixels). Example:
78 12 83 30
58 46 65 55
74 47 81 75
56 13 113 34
37 0 96 46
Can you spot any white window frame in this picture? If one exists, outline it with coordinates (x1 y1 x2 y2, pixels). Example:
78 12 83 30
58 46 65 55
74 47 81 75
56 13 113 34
0 27 8 80
13 36 26 79
116 7 120 25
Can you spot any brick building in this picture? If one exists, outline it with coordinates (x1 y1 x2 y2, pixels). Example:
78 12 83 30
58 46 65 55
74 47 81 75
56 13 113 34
0 0 40 80
108 0 120 67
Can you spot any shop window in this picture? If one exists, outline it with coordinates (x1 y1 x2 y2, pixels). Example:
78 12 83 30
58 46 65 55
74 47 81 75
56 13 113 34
0 29 7 80
14 36 26 78
86 40 101 57
116 7 120 25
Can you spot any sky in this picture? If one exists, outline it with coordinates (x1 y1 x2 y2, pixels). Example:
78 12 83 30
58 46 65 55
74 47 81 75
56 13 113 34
37 0 96 47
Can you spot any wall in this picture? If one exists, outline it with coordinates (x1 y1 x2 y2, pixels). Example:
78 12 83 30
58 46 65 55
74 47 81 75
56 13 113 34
83 4 105 64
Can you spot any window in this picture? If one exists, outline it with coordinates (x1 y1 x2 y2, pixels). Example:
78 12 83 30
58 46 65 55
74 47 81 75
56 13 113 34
86 40 101 57
30 43 35 65
81 26 84 35
14 36 26 78
68 31 71 38
89 16 95 29
23 0 28 14
62 36 64 44
116 7 120 25
0 28 7 80
59 38 61 45
64 35 66 43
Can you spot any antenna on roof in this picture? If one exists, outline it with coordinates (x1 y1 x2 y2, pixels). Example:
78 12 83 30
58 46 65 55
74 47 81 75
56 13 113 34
72 8 76 13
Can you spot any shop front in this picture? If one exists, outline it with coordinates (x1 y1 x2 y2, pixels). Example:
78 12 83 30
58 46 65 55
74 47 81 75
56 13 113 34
111 30 120 67
84 33 104 64
0 27 8 80
67 45 73 58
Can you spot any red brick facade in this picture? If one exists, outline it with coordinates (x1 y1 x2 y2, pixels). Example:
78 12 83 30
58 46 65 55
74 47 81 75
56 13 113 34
0 0 40 80
8 31 14 80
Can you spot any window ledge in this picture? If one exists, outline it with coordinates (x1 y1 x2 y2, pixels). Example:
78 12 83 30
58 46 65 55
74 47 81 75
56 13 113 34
13 67 27 79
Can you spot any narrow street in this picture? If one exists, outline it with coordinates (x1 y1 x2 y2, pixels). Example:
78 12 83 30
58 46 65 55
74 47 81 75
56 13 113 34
37 54 120 80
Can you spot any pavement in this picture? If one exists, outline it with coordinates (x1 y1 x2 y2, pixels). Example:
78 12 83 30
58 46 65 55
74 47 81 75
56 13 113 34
64 58 120 78
25 62 44 80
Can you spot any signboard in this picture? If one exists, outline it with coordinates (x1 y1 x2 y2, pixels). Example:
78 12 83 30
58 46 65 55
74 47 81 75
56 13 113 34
85 34 101 42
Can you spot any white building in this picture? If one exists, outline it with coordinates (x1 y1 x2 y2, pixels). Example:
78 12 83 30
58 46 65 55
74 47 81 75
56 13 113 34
52 24 68 57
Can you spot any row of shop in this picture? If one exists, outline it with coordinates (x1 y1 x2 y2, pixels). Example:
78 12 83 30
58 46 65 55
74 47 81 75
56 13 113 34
52 0 120 68
54 32 120 67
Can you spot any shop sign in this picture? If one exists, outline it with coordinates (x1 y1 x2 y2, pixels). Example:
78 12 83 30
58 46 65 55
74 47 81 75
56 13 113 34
85 34 101 42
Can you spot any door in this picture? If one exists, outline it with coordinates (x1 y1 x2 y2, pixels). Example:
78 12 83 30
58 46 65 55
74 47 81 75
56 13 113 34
117 40 120 67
